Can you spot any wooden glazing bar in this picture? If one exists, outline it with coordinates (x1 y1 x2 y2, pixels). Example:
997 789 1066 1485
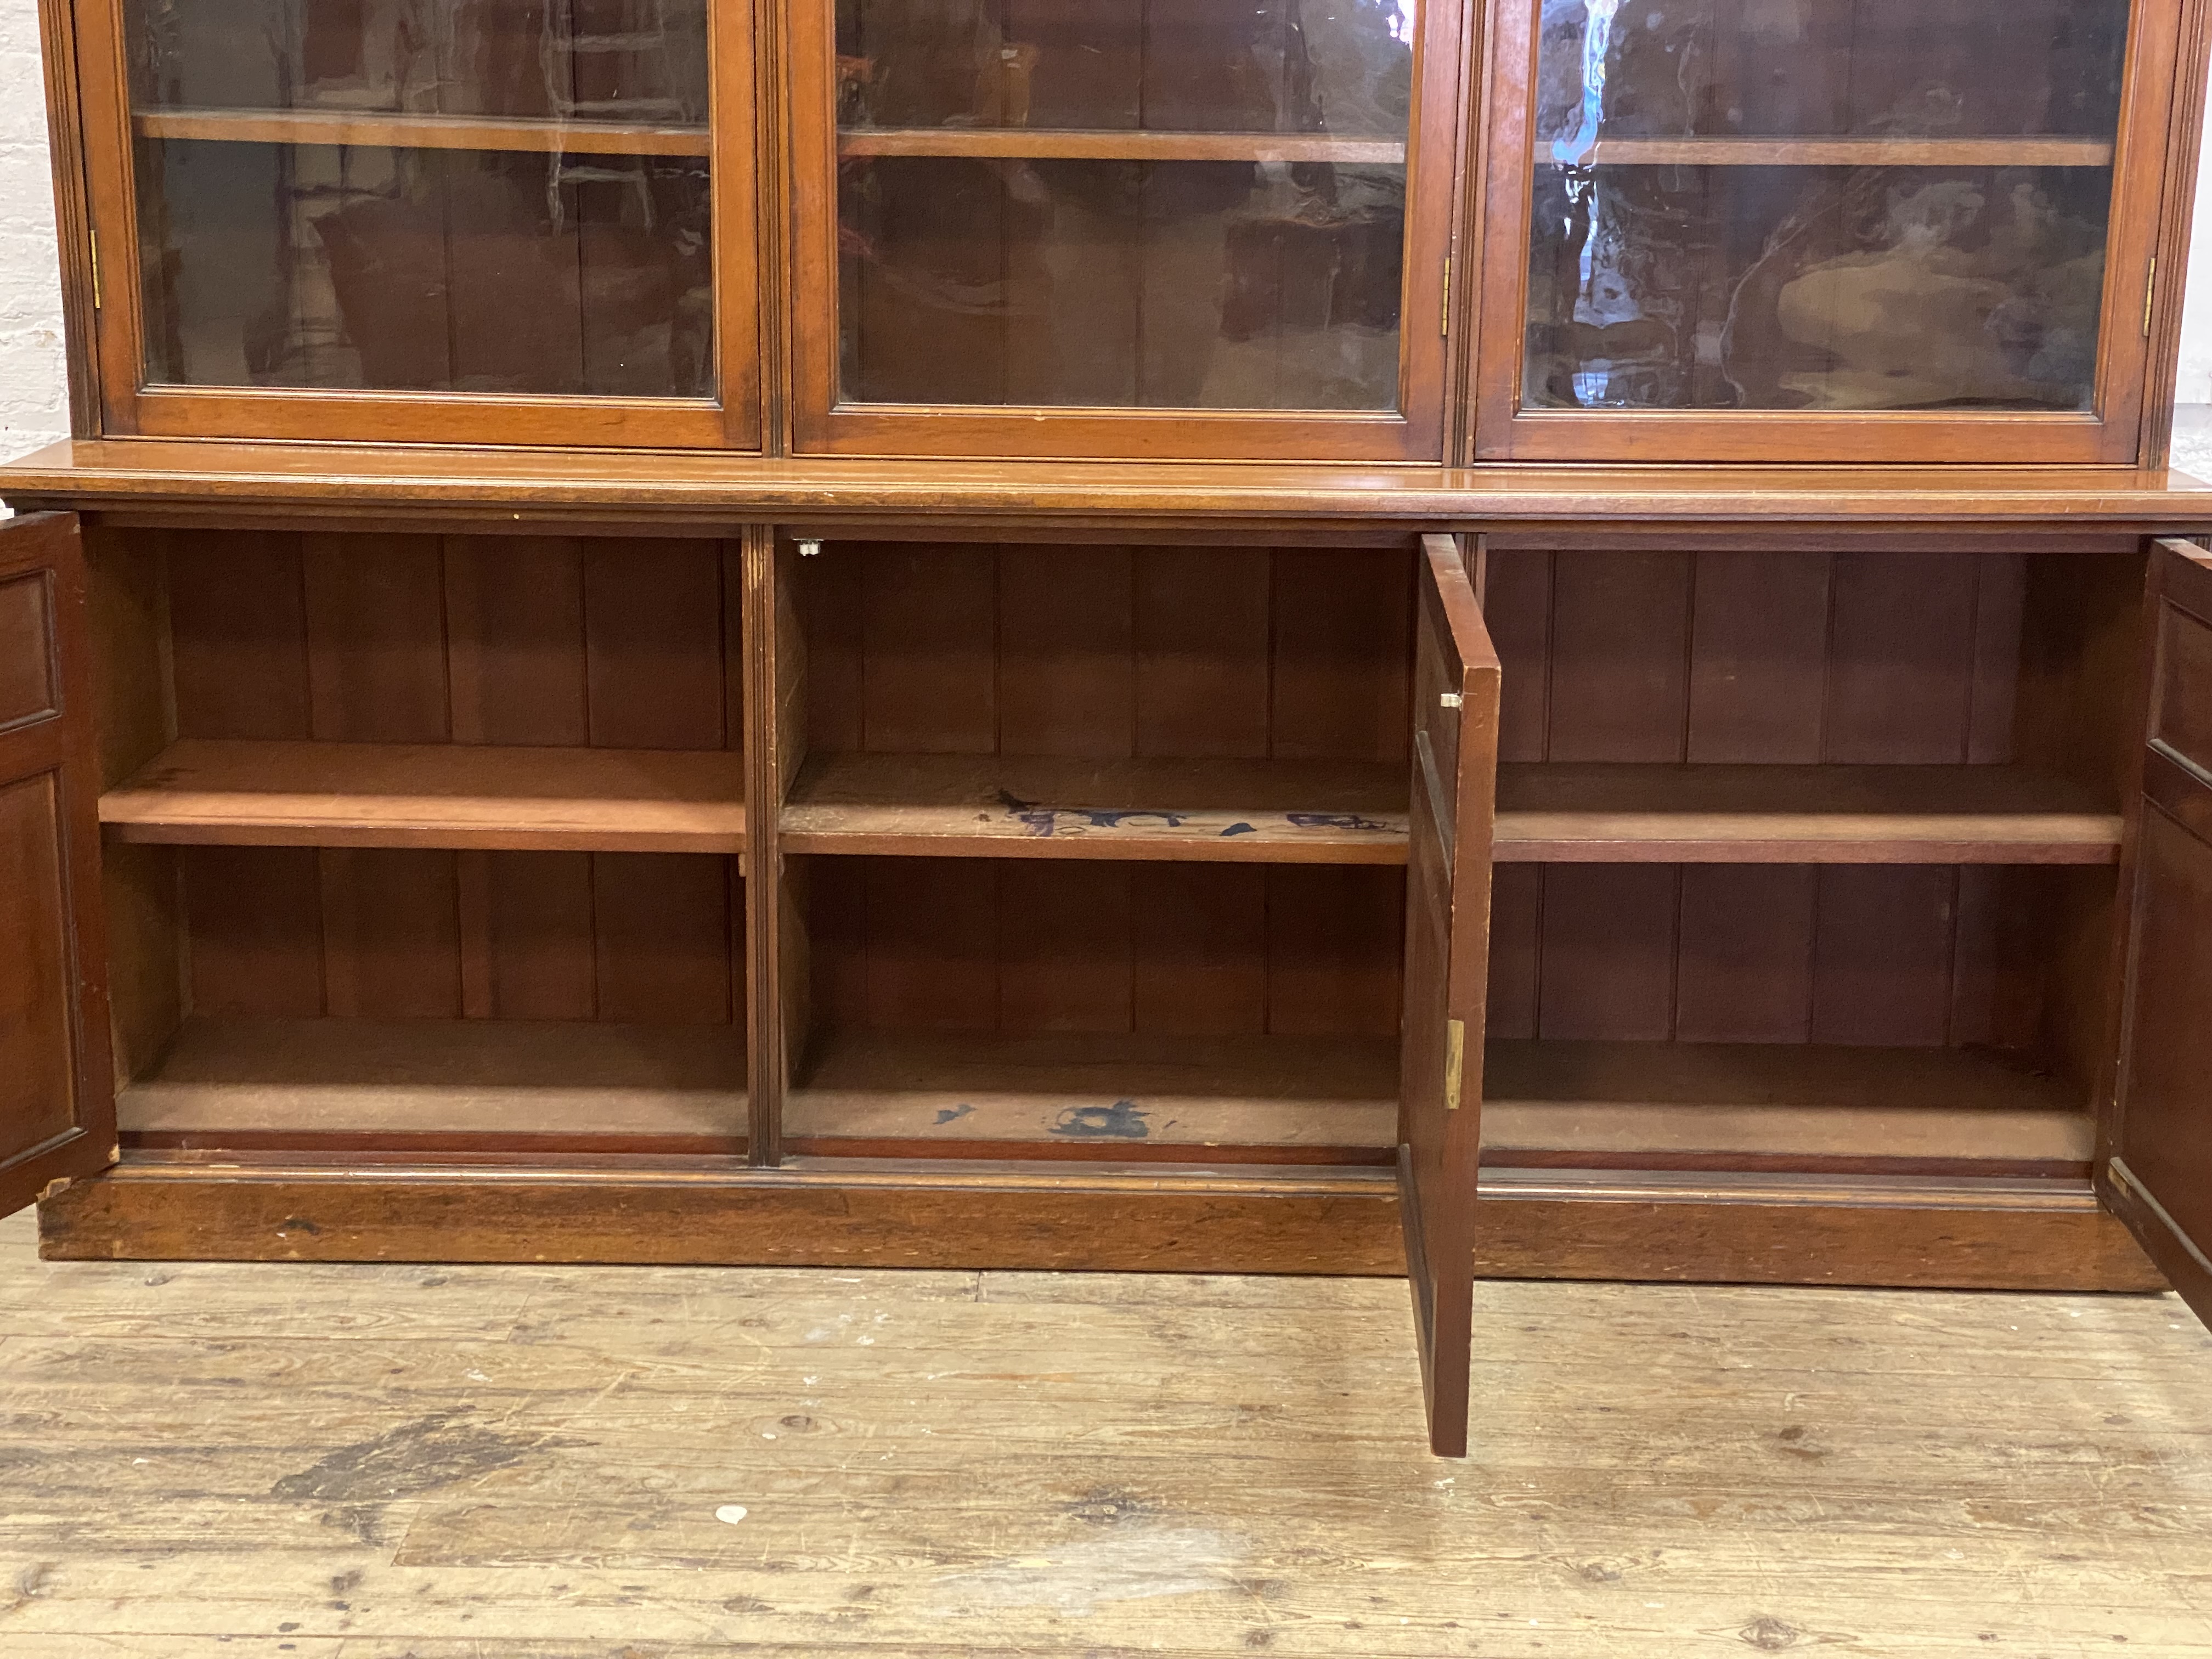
134 108 712 157
836 128 1407 163
100 738 747 852
1572 136 2115 167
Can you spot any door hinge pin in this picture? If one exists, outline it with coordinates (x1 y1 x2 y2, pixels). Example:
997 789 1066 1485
2145 256 2157 338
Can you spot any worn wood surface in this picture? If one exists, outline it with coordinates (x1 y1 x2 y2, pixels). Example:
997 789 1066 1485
1 1205 2207 1654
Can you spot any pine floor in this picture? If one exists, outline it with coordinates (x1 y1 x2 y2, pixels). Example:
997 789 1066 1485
2 1209 2211 1656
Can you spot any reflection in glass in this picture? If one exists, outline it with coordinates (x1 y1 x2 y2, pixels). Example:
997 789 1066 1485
127 0 714 396
1523 0 2130 411
834 0 1416 410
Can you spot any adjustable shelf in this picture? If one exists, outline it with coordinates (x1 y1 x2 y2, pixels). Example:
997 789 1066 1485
780 752 1409 862
118 1016 749 1153
1481 1040 2094 1178
1570 136 2114 167
1493 764 2121 865
134 108 711 157
100 739 748 853
836 128 1406 164
784 1029 1399 1161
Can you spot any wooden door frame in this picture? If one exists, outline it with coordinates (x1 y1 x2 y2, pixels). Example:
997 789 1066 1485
782 0 1467 461
64 0 763 449
0 511 117 1220
1468 0 2197 466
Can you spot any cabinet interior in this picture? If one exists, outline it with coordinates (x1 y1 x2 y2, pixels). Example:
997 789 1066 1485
87 525 750 1154
74 526 2146 1178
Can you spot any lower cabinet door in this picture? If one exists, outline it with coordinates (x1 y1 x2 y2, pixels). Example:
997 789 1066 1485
1398 533 1503 1457
0 511 116 1217
2102 537 2212 1329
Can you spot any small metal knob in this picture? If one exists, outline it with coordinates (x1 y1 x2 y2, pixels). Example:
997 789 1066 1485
797 539 822 557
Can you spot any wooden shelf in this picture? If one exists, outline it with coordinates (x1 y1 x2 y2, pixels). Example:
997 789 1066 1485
1482 1040 2093 1176
1570 136 2114 168
837 128 1406 164
135 108 711 157
1494 764 2121 865
786 1029 1399 1160
118 1017 748 1150
101 738 747 853
781 752 1408 863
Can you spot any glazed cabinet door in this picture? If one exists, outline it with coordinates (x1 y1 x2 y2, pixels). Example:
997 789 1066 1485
0 513 117 1218
2102 538 2212 1329
789 0 1468 459
1400 532 1500 1458
1474 0 2189 464
72 0 759 447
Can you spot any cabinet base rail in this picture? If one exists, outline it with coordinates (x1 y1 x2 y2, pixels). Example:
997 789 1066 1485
36 1158 2165 1291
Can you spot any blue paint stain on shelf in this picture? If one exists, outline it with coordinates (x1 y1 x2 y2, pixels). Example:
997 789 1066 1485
1288 811 1393 833
1009 804 1194 837
1220 822 1256 837
1051 1101 1150 1139
934 1103 975 1125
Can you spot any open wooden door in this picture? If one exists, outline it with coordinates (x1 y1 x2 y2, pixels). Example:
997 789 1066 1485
0 511 116 1220
1400 533 1502 1457
2103 537 2212 1328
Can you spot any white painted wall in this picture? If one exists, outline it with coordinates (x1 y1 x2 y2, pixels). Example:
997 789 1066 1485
1 2 2209 452
0 0 67 456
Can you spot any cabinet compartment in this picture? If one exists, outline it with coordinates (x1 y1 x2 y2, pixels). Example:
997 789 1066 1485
780 538 1414 861
780 855 1402 1160
86 525 749 1153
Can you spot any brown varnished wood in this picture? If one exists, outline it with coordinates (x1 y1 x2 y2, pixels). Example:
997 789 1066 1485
1399 532 1500 1458
33 1159 2162 1294
0 512 116 1220
12 447 2212 525
2100 538 2212 1329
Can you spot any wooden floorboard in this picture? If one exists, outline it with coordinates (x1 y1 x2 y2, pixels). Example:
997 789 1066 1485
1 1207 2209 1653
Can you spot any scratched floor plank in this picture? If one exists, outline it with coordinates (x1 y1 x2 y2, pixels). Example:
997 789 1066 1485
3 1210 2211 1655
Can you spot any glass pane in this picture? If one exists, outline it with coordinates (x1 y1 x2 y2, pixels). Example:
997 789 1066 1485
127 0 714 397
1524 0 2130 413
834 0 1417 410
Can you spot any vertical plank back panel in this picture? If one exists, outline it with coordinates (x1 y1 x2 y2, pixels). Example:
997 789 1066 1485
1809 866 1960 1046
1483 865 1542 1040
592 852 735 1025
1685 551 1831 763
1536 865 1679 1040
862 858 1000 1030
1269 549 1414 763
1483 550 1551 764
486 850 599 1022
181 845 325 1017
168 532 313 741
1131 863 1267 1036
998 862 1135 1032
1545 551 1693 763
804 545 867 752
1265 865 1404 1039
302 535 452 743
1133 546 1271 758
997 548 1136 757
1822 553 1980 763
583 541 728 750
861 546 998 753
444 537 590 746
318 848 463 1019
1673 865 1818 1043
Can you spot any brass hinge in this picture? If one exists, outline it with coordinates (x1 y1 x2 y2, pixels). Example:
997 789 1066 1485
89 230 101 310
1440 257 1452 337
2145 256 2157 338
1443 1018 1465 1110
